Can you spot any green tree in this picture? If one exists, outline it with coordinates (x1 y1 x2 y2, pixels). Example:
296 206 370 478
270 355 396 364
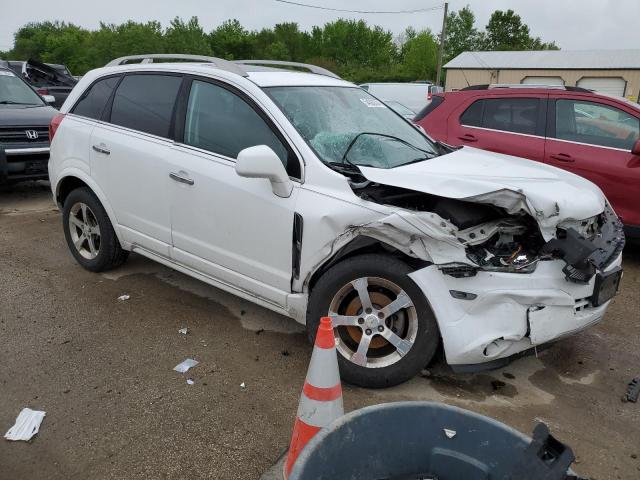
400 29 439 81
482 9 557 51
165 17 212 55
444 5 481 62
87 21 165 67
209 19 255 59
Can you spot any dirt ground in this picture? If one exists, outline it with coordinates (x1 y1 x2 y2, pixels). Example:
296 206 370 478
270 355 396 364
1 181 639 480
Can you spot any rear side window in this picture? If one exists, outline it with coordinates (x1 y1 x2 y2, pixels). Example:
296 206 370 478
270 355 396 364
459 99 483 126
555 99 640 150
460 98 540 135
182 79 298 176
72 76 120 120
109 74 182 138
414 96 444 121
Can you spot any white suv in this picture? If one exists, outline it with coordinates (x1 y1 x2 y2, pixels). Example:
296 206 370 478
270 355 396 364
49 55 624 388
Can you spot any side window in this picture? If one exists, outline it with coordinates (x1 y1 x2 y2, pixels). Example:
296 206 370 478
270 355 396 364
460 100 483 127
72 76 120 120
110 74 182 138
482 98 540 135
555 99 640 150
183 80 297 176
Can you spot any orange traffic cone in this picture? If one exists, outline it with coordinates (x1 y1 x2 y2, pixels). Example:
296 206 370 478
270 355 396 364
284 317 344 478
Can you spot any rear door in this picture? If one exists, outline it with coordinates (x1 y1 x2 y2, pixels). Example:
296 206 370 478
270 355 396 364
90 72 183 257
448 94 548 161
545 95 640 226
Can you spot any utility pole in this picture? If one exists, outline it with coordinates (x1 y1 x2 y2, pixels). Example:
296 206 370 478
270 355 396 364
435 2 449 87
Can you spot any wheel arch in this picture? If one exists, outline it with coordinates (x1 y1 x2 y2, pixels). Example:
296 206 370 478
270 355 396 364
55 170 126 248
306 235 430 294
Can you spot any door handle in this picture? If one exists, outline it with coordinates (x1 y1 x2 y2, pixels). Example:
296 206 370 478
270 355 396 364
92 144 110 155
458 134 478 142
169 171 195 185
550 153 575 163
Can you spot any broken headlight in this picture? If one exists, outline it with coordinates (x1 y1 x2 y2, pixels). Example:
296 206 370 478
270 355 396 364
464 218 547 274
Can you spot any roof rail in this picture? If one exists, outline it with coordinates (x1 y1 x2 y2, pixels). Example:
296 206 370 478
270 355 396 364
490 83 567 90
460 83 593 93
105 54 248 77
234 60 341 79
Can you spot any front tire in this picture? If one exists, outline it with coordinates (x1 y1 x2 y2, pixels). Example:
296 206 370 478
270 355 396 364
62 187 128 272
307 254 439 388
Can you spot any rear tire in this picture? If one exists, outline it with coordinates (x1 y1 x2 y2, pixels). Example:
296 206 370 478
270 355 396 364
307 254 439 388
62 187 128 272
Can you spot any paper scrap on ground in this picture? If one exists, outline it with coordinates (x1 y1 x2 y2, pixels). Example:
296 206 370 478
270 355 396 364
117 294 130 301
5 408 46 441
444 428 457 439
178 327 188 335
240 382 246 389
186 379 195 385
173 358 199 373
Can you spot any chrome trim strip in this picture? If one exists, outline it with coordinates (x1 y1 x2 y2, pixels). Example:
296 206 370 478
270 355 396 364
547 137 633 153
460 125 635 153
4 147 50 155
461 124 545 140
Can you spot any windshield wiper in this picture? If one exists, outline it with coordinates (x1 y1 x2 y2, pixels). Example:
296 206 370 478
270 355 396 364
340 132 437 166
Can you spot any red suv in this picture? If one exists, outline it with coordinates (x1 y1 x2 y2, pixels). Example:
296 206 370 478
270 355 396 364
416 85 640 237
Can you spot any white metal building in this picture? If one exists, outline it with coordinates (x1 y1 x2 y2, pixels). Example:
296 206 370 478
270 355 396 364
444 49 640 101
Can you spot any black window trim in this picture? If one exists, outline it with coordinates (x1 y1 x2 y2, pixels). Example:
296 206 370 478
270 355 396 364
100 71 186 142
460 96 548 138
547 96 640 151
69 73 123 122
173 74 303 181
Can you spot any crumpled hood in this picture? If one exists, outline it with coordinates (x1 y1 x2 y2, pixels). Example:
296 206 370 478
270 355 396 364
359 146 606 239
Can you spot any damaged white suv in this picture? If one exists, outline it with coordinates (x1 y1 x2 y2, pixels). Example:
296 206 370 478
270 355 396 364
49 55 625 388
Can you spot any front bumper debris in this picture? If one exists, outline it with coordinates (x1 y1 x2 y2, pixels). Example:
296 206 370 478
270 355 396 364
543 204 625 283
408 252 622 367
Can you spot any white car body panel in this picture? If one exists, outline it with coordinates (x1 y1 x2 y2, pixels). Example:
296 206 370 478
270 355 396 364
49 62 624 370
359 146 605 241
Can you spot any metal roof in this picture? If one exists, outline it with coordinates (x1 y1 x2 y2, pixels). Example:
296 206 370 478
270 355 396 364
444 50 640 70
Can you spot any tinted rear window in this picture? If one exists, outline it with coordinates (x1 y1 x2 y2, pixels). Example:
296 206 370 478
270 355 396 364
460 98 540 135
460 99 483 126
414 95 444 121
109 74 182 138
72 76 120 120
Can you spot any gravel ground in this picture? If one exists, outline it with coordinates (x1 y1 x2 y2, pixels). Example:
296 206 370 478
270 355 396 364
1 182 639 480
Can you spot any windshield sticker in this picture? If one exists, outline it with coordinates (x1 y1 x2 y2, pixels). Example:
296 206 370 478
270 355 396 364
360 98 385 108
0 71 15 76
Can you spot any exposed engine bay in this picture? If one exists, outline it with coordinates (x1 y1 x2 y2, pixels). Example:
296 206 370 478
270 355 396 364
350 181 624 282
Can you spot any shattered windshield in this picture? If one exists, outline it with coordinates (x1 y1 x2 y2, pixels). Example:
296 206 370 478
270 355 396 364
266 86 439 169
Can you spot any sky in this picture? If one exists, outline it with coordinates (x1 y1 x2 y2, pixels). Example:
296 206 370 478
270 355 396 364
1 0 639 52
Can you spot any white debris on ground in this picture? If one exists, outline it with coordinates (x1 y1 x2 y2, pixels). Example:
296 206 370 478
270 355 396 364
5 408 46 441
443 428 457 439
173 358 199 373
117 294 130 301
178 327 188 335
186 379 195 385
240 382 246 389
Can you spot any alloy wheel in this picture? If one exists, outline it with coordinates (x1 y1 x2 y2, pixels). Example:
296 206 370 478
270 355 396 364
68 202 101 260
328 276 418 369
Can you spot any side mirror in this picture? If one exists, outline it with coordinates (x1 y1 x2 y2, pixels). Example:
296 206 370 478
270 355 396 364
42 94 56 104
632 139 640 156
235 145 293 198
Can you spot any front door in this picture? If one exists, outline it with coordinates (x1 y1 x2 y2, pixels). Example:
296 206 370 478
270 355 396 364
168 78 301 305
545 96 640 227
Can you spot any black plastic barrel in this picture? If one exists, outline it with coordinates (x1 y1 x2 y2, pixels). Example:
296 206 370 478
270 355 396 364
289 401 578 480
